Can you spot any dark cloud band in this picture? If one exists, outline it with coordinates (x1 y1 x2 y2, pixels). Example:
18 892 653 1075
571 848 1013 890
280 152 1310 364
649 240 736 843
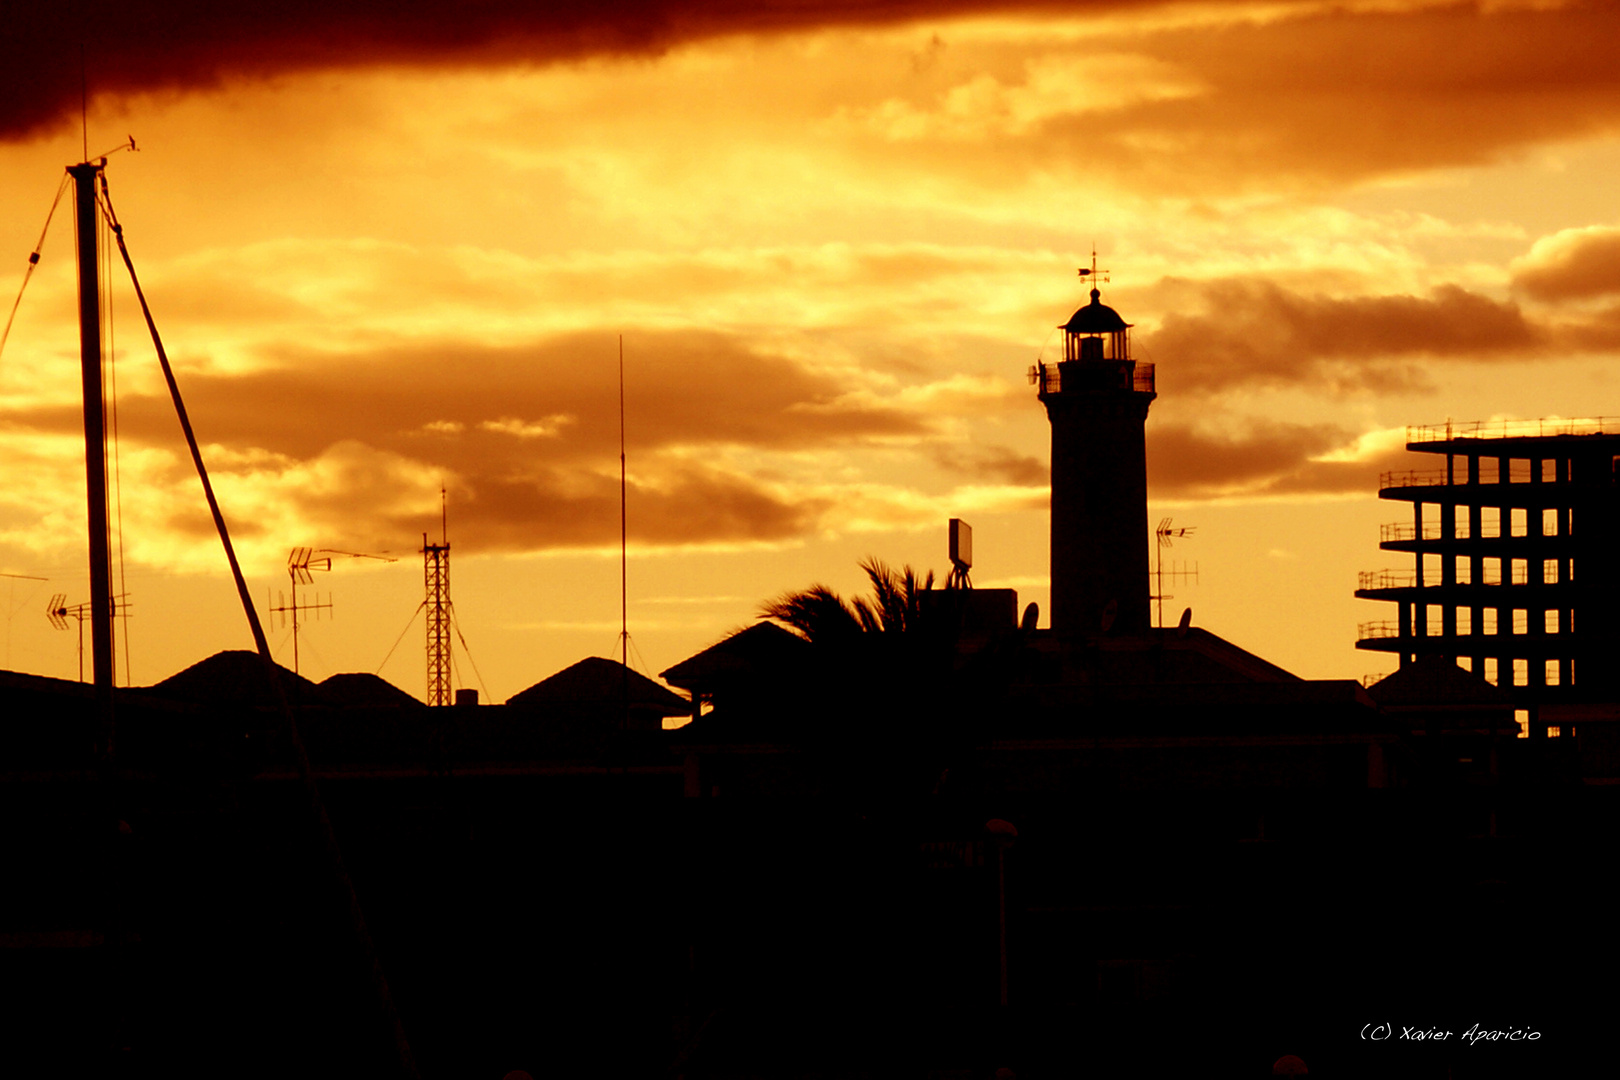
4 0 1127 140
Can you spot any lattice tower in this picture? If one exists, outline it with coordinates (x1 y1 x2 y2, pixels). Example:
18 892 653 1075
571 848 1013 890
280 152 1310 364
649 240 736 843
423 534 451 707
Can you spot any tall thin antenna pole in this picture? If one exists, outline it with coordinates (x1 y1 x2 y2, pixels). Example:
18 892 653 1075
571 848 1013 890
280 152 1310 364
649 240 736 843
70 161 114 742
619 335 627 669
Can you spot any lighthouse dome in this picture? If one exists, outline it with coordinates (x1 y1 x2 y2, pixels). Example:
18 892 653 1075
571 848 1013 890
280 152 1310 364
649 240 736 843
1061 288 1131 334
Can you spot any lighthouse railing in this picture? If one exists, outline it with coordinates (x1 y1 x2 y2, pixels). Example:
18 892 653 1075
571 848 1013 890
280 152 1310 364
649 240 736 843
1031 360 1155 395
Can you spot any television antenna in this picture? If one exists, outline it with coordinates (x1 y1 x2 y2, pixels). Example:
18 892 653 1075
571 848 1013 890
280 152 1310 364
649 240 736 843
47 592 131 682
269 546 396 675
1152 517 1198 628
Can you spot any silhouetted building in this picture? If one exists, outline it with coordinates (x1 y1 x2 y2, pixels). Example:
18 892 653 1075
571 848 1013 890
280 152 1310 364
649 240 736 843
507 654 689 728
1034 283 1155 634
1356 419 1620 735
9 321 1615 1079
660 620 810 726
319 672 426 709
145 647 325 707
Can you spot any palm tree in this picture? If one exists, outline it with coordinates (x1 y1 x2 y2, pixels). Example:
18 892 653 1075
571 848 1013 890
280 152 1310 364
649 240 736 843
759 557 936 642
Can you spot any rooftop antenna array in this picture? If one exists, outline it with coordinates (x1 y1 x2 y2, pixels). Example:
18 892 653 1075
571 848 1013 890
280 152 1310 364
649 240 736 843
424 488 451 707
1152 517 1198 629
269 548 331 676
268 547 395 675
47 592 130 682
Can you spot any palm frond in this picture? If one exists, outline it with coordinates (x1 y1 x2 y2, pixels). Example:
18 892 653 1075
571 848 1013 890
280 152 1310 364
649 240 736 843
762 559 939 641
759 584 862 641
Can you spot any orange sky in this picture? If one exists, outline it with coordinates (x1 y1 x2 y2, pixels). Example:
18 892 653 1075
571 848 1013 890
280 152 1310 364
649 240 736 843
4 0 1620 699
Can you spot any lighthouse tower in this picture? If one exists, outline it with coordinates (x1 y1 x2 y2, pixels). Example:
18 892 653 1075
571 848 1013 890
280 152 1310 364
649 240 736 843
1034 271 1156 634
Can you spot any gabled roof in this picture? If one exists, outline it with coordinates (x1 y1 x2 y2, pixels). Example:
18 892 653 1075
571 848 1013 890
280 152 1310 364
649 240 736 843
147 649 322 707
660 621 809 690
506 656 688 714
0 668 93 699
318 672 423 709
1034 626 1303 685
1366 655 1509 707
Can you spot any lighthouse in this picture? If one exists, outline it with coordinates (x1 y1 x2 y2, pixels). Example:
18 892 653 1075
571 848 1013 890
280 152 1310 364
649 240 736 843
1034 271 1156 634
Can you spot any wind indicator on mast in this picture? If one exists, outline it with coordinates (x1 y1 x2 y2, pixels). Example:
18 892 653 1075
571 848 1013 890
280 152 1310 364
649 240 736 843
1077 246 1109 288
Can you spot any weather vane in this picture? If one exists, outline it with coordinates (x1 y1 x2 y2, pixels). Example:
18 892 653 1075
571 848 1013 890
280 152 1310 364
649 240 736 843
1077 245 1109 287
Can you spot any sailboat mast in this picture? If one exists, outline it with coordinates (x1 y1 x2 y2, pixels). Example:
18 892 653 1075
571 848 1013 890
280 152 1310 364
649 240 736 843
70 160 115 731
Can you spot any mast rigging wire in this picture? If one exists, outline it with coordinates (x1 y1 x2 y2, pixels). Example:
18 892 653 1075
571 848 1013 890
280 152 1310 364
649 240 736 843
96 172 421 1079
0 176 71 363
448 607 490 702
375 602 425 678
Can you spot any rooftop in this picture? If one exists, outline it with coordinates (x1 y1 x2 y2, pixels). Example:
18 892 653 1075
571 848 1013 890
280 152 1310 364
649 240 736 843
1408 417 1620 445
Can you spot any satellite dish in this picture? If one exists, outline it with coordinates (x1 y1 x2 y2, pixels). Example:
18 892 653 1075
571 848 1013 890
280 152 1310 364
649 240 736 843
1176 607 1192 636
1020 602 1039 632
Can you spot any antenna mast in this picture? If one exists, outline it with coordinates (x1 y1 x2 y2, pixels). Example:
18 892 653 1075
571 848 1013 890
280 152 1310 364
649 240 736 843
423 489 452 706
619 336 628 669
69 159 116 742
1152 517 1198 628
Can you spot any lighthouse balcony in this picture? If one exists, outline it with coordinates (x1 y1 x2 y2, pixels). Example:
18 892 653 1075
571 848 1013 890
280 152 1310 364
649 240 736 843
1031 360 1154 396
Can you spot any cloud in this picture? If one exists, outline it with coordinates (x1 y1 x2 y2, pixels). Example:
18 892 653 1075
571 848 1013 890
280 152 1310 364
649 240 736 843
479 415 575 439
838 51 1205 141
0 327 957 566
797 3 1620 197
1512 225 1620 302
1138 2 1620 188
65 330 927 458
1548 301 1620 353
1147 419 1411 500
14 2 1620 202
1141 277 1543 394
935 443 1047 487
3 1 1167 142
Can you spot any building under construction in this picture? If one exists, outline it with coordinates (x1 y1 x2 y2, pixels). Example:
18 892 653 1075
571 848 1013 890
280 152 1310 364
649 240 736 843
1356 419 1620 736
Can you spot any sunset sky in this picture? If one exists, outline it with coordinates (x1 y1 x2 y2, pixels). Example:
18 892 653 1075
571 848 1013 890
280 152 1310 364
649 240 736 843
4 0 1620 701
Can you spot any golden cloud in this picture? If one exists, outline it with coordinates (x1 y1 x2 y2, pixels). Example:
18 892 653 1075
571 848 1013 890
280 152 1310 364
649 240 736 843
1512 225 1620 302
1142 277 1543 393
1147 419 1410 500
